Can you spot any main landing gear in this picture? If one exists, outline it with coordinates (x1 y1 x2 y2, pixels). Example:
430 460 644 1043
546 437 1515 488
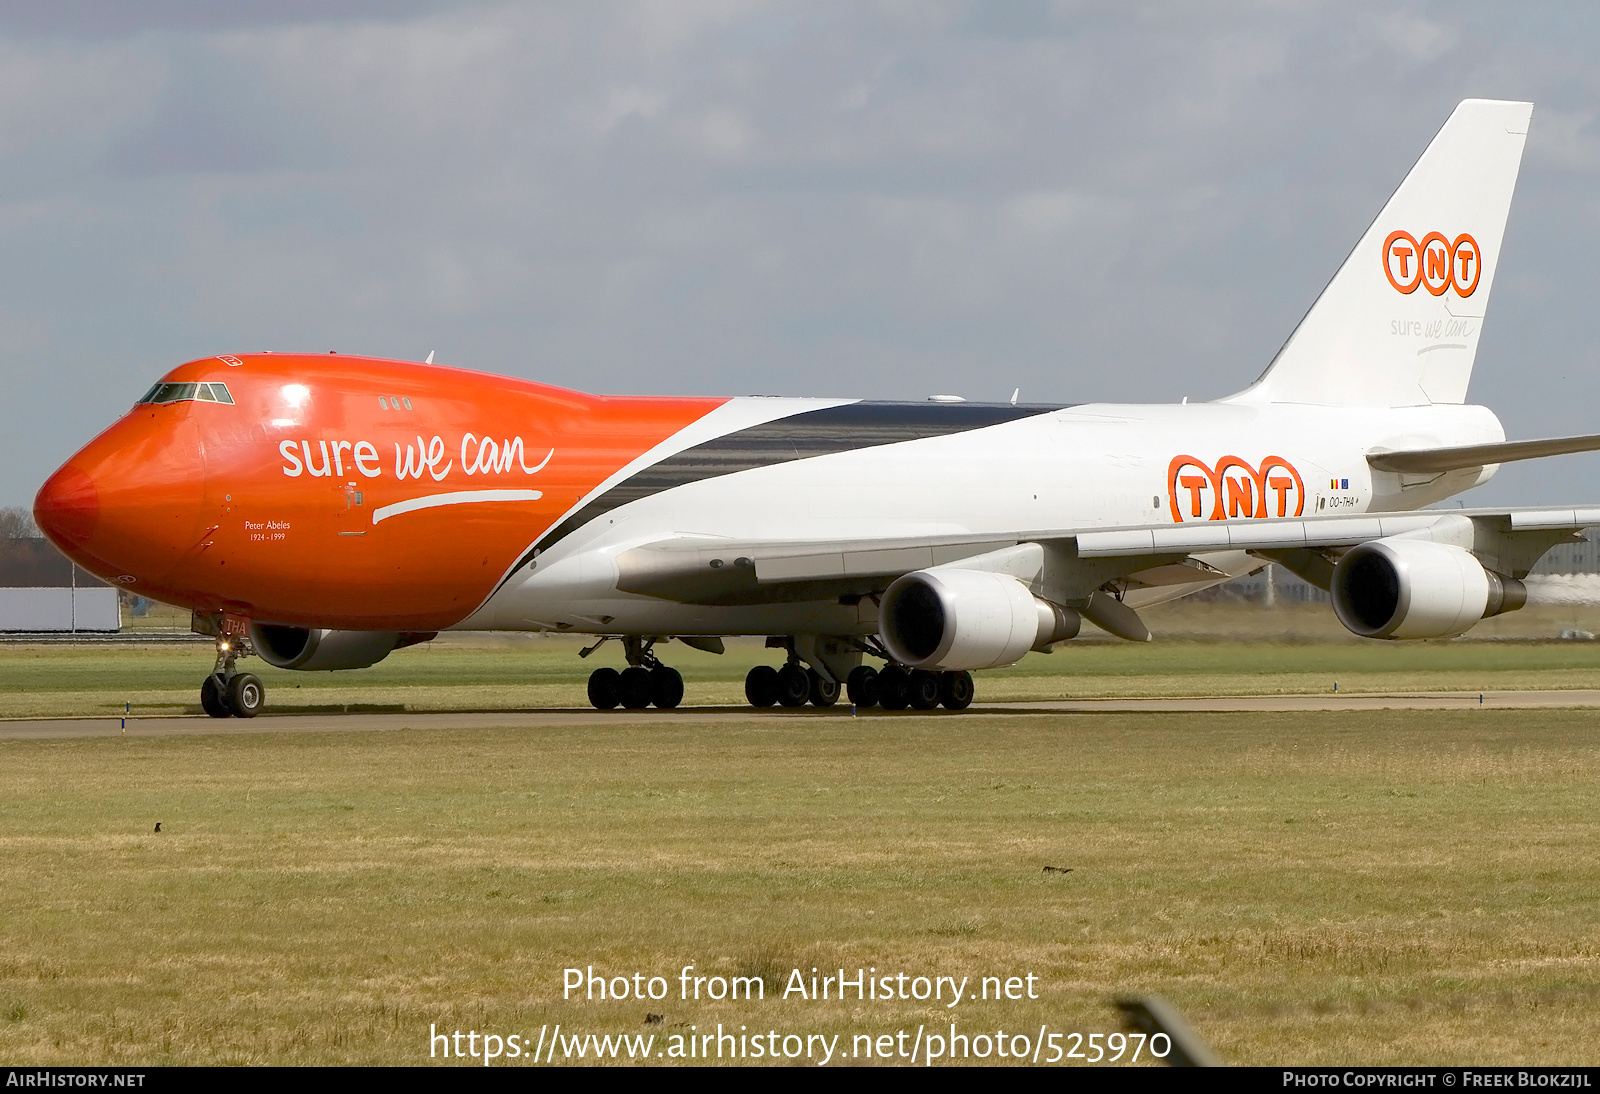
200 631 265 719
578 634 979 713
585 636 684 710
839 664 973 711
743 662 972 710
743 663 840 708
741 635 852 709
740 635 975 712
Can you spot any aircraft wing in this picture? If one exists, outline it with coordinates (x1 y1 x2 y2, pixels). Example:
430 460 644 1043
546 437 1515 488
614 505 1600 606
1071 505 1600 556
616 532 1032 604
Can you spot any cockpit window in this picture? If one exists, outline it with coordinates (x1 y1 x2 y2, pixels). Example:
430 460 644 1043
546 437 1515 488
137 381 234 406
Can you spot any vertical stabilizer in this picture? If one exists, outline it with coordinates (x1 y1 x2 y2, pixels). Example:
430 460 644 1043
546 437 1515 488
1230 99 1530 408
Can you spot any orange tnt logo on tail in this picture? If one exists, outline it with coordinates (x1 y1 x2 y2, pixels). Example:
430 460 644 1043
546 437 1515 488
1166 455 1305 523
1383 230 1481 297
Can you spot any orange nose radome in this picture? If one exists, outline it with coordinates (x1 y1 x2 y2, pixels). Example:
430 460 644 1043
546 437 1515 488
34 413 209 591
34 464 100 550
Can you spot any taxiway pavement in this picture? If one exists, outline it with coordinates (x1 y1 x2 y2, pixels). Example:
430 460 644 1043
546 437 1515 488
5 689 1600 739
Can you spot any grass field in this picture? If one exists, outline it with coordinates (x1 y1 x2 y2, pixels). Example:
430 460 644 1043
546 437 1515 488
1 706 1599 1066
12 611 1600 720
4 623 1600 1066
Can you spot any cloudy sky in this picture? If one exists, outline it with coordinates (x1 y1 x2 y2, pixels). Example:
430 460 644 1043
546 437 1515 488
4 1 1600 509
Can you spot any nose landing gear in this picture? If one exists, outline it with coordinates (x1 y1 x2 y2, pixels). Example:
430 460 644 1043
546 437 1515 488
226 672 266 717
198 623 265 719
200 674 228 717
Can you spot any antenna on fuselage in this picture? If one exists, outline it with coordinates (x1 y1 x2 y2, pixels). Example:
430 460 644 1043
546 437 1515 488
425 351 435 364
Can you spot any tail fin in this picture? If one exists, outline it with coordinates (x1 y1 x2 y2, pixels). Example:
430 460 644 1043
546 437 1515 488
1230 99 1530 408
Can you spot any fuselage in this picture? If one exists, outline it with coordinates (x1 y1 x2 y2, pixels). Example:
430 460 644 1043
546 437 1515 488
34 352 1504 635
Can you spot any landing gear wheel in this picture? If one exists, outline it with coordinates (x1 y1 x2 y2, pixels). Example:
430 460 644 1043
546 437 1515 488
939 670 975 710
846 666 880 708
808 669 840 707
587 667 621 710
745 665 780 707
649 666 684 710
226 673 264 718
200 675 230 718
776 664 811 707
907 670 942 710
618 666 654 709
877 665 910 711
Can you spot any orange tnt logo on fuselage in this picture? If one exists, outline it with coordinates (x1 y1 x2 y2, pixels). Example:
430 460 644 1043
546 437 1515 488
1166 455 1305 523
1383 230 1481 297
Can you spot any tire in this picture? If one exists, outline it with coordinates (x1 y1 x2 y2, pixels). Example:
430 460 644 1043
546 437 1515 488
649 666 684 710
226 673 264 718
846 665 880 708
745 665 780 707
939 670 975 710
907 670 942 710
808 669 840 707
587 667 621 709
776 663 811 707
200 675 230 718
618 666 654 709
877 665 910 711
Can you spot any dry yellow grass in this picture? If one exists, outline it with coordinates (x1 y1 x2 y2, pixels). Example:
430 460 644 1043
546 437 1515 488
1 708 1598 1065
10 619 1600 719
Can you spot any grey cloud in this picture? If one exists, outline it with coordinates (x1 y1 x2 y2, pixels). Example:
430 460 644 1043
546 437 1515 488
0 0 483 39
6 1 1600 513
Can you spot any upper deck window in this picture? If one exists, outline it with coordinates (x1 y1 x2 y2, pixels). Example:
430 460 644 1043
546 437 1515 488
138 381 234 406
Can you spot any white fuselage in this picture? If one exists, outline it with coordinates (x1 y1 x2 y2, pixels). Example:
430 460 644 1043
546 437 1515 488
461 398 1503 635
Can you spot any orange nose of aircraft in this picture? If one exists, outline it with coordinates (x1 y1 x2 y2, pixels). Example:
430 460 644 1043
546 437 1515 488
34 412 209 594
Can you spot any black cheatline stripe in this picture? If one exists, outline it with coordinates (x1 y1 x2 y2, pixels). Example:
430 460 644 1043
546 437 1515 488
508 400 1065 578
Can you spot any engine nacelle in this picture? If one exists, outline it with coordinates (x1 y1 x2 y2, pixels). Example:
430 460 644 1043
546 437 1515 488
1331 539 1526 640
248 624 434 670
879 568 1079 670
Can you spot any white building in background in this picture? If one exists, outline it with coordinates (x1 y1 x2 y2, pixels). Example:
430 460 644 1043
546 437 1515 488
0 586 121 632
0 534 121 632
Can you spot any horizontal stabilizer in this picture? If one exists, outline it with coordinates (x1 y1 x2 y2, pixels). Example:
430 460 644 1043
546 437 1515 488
1368 432 1600 474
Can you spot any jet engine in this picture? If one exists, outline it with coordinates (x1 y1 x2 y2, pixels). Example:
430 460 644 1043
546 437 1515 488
1330 539 1526 640
248 624 436 670
879 568 1080 670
